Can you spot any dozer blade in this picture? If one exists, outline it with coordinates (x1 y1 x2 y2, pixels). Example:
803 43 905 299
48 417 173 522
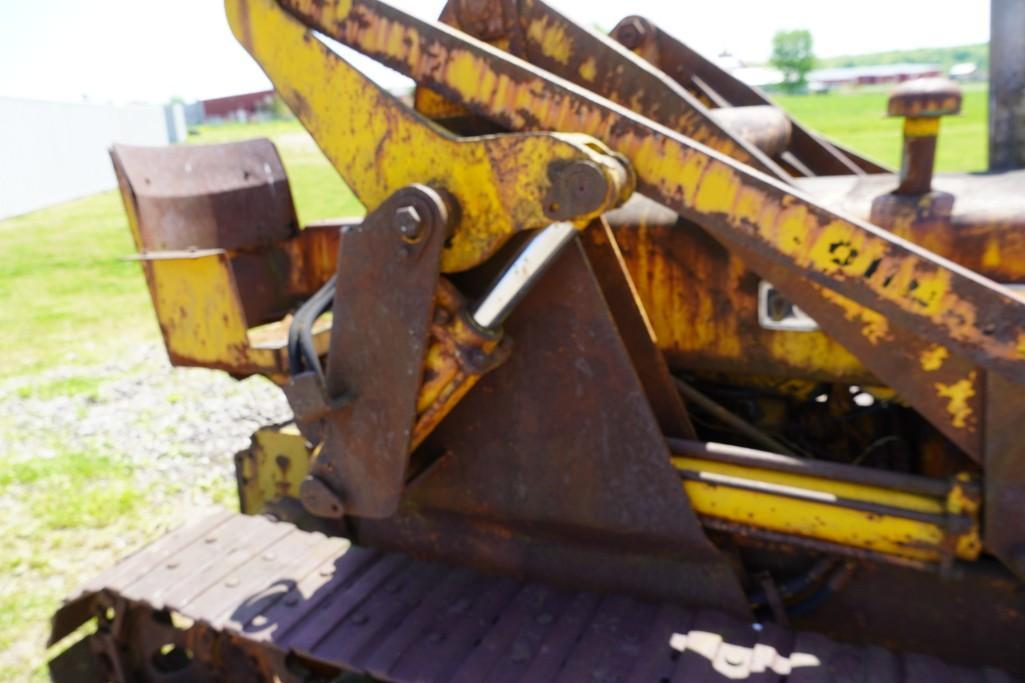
50 512 1020 682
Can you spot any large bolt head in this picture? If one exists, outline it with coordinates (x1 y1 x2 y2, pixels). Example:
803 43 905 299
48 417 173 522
613 16 649 50
887 78 963 118
544 160 610 221
456 0 507 40
395 205 424 242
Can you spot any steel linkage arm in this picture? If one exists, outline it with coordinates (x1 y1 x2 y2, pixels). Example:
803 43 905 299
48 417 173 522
225 0 632 273
608 14 890 176
429 0 793 181
428 1 991 461
274 0 1025 388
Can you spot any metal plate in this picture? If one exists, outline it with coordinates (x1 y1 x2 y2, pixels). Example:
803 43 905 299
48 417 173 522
359 240 748 614
111 139 298 252
314 185 451 518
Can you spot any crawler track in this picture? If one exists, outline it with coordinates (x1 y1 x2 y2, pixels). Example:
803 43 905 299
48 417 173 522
50 512 1017 682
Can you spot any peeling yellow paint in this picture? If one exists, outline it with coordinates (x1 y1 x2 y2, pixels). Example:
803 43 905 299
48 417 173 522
934 372 977 429
777 205 809 255
578 57 597 82
526 17 572 64
981 238 1002 270
694 165 739 215
920 345 949 372
903 117 941 138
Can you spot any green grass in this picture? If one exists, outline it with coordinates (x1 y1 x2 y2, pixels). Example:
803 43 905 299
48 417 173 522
774 85 989 173
15 375 104 401
0 192 157 379
0 449 153 681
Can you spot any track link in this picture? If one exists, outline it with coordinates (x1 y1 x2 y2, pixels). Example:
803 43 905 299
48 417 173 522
50 512 1019 682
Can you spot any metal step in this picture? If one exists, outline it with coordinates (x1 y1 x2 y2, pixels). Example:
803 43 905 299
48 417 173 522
50 512 1019 682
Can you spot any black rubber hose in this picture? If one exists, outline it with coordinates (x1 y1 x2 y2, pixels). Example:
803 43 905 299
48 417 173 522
287 275 337 379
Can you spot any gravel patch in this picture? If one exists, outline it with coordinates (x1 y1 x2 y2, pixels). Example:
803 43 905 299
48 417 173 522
0 343 294 486
0 343 298 680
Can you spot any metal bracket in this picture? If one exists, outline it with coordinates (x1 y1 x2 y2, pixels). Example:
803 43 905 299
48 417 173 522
301 185 452 519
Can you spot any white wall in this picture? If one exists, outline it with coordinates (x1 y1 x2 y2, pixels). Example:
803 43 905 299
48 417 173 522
0 97 170 219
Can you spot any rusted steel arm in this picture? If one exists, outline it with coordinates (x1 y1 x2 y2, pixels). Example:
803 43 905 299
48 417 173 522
225 0 632 273
608 15 891 176
276 0 1025 386
437 0 792 181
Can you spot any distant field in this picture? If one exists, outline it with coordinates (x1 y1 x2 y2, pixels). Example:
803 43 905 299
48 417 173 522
774 84 989 173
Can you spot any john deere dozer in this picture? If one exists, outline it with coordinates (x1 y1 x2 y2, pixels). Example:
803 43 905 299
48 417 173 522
49 0 1025 680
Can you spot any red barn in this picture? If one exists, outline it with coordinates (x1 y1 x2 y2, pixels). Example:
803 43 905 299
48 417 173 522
201 90 275 121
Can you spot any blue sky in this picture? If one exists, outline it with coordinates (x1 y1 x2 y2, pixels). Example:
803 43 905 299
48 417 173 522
0 0 991 105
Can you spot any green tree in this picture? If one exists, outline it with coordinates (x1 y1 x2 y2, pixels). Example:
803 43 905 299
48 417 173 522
771 29 815 93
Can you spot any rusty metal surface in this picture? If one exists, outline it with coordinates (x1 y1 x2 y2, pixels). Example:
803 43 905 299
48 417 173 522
982 372 1025 579
411 279 508 450
579 220 696 439
894 131 941 196
439 0 792 180
788 559 1025 677
51 512 1024 681
990 0 1025 170
604 196 872 382
887 78 964 118
668 439 953 498
277 0 1025 389
227 0 632 273
607 195 989 458
734 241 988 460
708 105 793 159
112 141 346 381
607 15 890 177
111 140 299 252
359 240 749 614
887 79 962 196
308 185 452 519
796 171 1025 282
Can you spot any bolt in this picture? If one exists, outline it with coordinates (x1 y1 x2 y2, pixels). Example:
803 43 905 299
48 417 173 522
395 205 424 242
546 160 608 220
887 78 962 195
456 0 506 40
614 17 648 50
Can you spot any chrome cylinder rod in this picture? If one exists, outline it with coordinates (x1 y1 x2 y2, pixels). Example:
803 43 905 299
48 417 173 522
472 222 577 330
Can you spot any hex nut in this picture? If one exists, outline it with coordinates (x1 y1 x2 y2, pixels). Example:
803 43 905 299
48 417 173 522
395 205 424 242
